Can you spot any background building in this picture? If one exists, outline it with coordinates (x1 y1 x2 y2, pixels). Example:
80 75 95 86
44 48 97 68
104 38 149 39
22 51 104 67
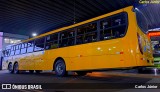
0 32 29 70
0 32 29 50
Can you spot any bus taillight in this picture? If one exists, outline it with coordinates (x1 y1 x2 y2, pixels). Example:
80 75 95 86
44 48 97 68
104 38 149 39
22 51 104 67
137 33 143 54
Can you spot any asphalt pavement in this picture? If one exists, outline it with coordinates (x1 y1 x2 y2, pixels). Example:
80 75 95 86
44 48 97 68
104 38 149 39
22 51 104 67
0 69 160 92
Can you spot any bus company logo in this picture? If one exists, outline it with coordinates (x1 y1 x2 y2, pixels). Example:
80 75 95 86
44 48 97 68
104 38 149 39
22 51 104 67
1 84 42 90
2 84 11 89
139 0 160 4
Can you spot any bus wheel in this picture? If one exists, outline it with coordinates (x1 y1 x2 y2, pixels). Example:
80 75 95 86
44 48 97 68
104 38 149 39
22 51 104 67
29 70 34 73
35 70 41 73
55 59 67 77
13 63 19 74
76 71 87 76
138 67 145 73
8 63 13 73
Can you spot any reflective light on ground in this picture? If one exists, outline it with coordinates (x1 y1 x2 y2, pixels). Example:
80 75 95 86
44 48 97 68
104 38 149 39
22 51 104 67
87 72 110 77
153 68 158 75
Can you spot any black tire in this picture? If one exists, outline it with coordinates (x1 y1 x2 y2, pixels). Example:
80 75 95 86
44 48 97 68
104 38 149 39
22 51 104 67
13 63 19 74
76 71 87 76
54 59 67 77
8 63 13 73
138 67 145 73
35 70 41 73
29 70 34 73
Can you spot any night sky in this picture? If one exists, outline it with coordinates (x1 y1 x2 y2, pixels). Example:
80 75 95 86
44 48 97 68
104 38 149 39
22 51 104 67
0 0 160 36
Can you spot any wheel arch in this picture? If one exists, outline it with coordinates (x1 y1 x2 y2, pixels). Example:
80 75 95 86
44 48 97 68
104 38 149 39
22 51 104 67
8 62 12 69
13 61 19 69
13 61 18 65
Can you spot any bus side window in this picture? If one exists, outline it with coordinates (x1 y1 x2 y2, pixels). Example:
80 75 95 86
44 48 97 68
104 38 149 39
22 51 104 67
112 13 126 38
34 37 45 51
100 29 112 40
76 35 83 44
84 32 97 43
100 12 127 40
59 29 75 47
45 34 59 50
76 23 97 44
21 43 27 54
45 40 58 50
67 30 75 46
15 44 21 55
76 28 84 45
10 46 15 56
2 50 6 57
6 50 10 57
59 32 68 47
27 41 34 53
2 50 10 57
112 25 126 38
68 37 75 46
84 23 97 43
112 14 125 26
46 34 58 42
100 18 111 29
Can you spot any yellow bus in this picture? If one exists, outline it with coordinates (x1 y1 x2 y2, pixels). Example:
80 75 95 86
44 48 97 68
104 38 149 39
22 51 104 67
2 6 154 76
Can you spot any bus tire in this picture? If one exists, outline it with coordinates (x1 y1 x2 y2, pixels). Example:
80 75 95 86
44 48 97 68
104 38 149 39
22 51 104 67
29 70 34 73
8 63 13 73
138 67 145 73
54 59 67 77
76 71 87 76
13 63 19 74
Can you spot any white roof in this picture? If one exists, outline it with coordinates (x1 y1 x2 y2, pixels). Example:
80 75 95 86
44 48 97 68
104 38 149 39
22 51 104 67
148 28 160 31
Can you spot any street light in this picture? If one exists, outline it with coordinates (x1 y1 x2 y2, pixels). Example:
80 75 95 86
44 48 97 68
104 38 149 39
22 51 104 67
32 33 37 37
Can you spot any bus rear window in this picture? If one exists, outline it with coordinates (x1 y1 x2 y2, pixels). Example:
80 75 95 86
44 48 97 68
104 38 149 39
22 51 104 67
135 9 148 34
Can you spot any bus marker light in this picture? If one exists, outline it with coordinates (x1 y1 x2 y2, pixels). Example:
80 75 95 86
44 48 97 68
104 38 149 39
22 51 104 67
120 52 124 54
78 55 83 57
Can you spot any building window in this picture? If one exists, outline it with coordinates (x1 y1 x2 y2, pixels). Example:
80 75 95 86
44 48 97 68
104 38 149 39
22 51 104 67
4 38 21 44
4 38 10 43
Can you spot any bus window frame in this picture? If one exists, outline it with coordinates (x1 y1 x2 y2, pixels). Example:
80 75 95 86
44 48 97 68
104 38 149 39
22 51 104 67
76 21 98 45
20 43 27 54
26 40 35 53
3 49 10 57
15 44 21 55
44 32 59 50
99 12 128 41
59 29 76 47
34 37 45 52
10 45 16 56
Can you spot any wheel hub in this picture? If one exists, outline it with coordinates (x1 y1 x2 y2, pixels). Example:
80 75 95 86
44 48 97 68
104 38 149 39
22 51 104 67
56 63 63 74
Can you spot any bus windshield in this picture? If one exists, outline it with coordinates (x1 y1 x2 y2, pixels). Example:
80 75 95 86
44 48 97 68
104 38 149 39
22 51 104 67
135 9 148 34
